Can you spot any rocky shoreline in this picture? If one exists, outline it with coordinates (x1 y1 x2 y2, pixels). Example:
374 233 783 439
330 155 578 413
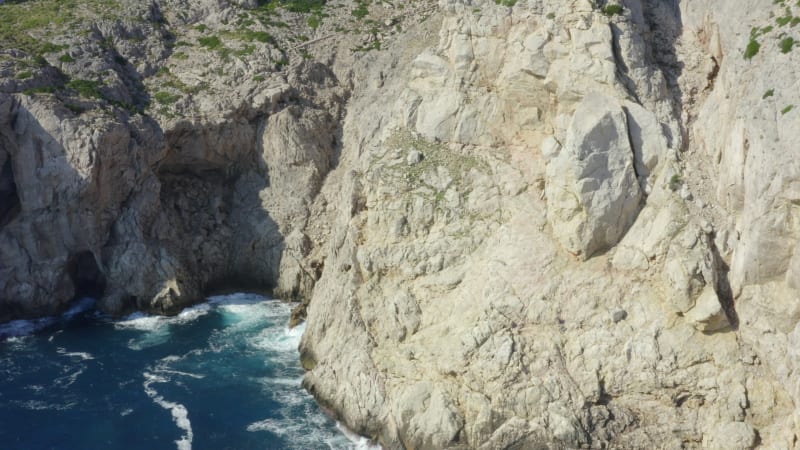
2 0 800 448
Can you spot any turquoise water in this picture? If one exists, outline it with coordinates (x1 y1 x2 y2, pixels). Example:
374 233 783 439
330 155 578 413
0 294 371 450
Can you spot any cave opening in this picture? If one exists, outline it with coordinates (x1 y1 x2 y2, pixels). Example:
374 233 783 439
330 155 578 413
0 157 21 228
68 251 107 300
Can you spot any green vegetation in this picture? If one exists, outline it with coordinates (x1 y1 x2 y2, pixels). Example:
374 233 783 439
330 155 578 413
763 88 775 99
256 0 326 13
230 30 274 44
198 35 223 49
253 75 265 82
66 79 103 99
602 4 624 16
352 0 369 19
0 0 118 56
744 39 760 59
273 56 289 69
154 91 180 105
307 14 321 29
780 36 795 52
16 71 33 80
23 85 56 95
782 104 794 114
58 54 75 63
747 2 799 58
547 12 556 19
495 0 518 7
353 40 381 52
40 42 67 54
384 129 488 188
235 45 256 56
669 174 683 191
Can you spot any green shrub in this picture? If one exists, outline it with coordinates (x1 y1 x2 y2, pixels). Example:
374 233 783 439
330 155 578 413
669 174 682 190
763 88 775 98
253 75 265 82
198 35 222 49
23 86 56 95
66 79 103 98
782 104 794 114
242 30 273 43
307 14 321 29
744 39 760 59
494 0 517 6
40 42 66 54
236 45 256 56
58 53 75 63
154 91 180 105
602 4 624 16
780 36 795 52
352 1 368 19
17 71 33 79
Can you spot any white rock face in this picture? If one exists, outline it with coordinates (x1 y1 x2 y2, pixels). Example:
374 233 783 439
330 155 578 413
3 0 800 448
301 0 800 448
546 92 642 259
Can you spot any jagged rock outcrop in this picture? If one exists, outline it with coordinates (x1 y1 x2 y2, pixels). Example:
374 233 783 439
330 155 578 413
0 0 348 319
545 92 642 259
301 0 799 448
2 0 800 448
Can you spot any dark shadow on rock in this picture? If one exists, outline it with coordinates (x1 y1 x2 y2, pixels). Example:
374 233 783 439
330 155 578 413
67 250 107 300
0 94 108 320
710 232 739 330
0 154 21 228
613 0 685 149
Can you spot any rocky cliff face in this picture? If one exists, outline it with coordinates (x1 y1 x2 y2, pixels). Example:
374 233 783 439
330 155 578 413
2 0 800 448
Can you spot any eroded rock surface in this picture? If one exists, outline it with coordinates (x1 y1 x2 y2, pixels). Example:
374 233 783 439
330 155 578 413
2 0 800 448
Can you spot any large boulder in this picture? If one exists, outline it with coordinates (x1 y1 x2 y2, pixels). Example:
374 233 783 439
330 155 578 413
545 93 642 259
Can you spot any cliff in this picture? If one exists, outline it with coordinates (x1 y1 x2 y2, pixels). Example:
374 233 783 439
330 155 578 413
2 0 800 448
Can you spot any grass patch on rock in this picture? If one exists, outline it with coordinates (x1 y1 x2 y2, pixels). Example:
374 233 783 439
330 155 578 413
198 35 223 49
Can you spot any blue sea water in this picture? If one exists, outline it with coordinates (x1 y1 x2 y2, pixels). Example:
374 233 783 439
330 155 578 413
0 293 375 450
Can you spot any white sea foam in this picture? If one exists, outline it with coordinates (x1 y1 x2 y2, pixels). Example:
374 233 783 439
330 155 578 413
16 399 78 411
115 312 163 331
335 422 384 450
54 365 86 388
0 317 57 339
116 303 212 332
120 408 133 416
249 321 305 354
143 372 193 450
57 348 95 360
117 304 214 350
257 376 304 387
0 298 98 340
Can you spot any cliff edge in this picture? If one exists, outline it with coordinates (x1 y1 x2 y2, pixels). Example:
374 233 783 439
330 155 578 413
1 0 799 448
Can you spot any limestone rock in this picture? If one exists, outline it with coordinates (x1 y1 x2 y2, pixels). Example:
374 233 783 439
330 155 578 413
546 92 642 259
685 286 729 332
4 0 800 448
